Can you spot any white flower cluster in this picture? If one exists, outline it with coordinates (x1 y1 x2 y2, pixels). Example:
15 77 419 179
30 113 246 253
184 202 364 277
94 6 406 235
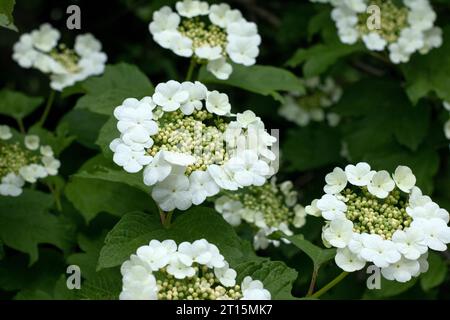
215 177 307 250
12 23 107 91
279 77 342 127
149 0 261 79
311 0 442 63
443 102 450 147
0 125 61 197
120 239 271 300
110 80 277 211
306 162 450 282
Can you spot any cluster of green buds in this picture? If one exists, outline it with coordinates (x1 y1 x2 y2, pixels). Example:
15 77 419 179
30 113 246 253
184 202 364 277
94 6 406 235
342 187 412 240
0 141 39 178
215 178 307 249
178 17 228 60
357 0 409 42
148 109 229 174
156 266 242 300
50 43 81 73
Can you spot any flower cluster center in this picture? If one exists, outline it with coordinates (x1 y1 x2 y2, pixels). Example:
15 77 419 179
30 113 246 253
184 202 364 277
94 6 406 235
357 0 409 43
0 142 38 178
156 266 242 300
343 187 412 240
178 17 227 53
147 110 229 174
230 183 294 228
50 44 81 73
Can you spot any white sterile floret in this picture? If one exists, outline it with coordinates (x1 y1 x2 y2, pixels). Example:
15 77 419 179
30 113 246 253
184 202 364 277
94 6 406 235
12 24 107 91
393 166 416 193
0 173 25 197
314 0 442 63
444 119 450 140
0 125 13 140
335 248 366 272
149 2 260 80
344 162 375 186
153 80 189 111
215 177 307 249
120 239 271 300
24 135 40 150
206 90 231 115
323 219 354 248
314 162 450 282
324 167 347 194
367 170 395 199
316 194 347 220
111 81 276 211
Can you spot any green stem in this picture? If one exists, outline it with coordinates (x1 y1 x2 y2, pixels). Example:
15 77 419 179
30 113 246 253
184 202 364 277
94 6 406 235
311 271 349 299
159 208 174 228
185 59 197 81
306 266 320 296
46 182 62 212
39 89 56 126
17 118 26 134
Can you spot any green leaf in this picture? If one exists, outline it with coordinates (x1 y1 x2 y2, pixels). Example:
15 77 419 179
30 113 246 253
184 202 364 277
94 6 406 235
67 233 107 280
234 261 298 300
285 234 336 268
0 90 43 120
95 116 117 157
60 109 108 149
402 25 450 104
420 252 448 291
283 125 342 171
77 268 122 300
65 155 152 223
198 64 304 101
74 63 154 116
28 124 76 156
0 240 4 260
364 277 418 299
0 190 75 264
98 208 258 270
286 42 364 77
0 0 17 31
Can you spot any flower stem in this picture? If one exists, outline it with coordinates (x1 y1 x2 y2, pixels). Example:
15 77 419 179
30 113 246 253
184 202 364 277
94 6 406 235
159 208 174 228
185 59 197 81
46 182 62 212
311 271 349 299
39 89 56 127
306 266 320 296
17 118 26 134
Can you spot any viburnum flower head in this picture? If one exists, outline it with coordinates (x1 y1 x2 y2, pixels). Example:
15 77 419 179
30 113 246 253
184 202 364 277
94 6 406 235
215 177 307 250
0 125 60 197
110 80 277 211
120 239 271 300
12 23 107 91
308 162 450 282
311 0 442 63
149 0 261 80
279 77 342 127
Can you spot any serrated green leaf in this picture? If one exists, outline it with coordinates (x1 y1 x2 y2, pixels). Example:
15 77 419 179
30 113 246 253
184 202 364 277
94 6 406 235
65 155 152 223
98 208 259 270
0 190 75 264
420 252 447 291
199 64 304 101
60 109 108 149
234 260 298 300
0 0 17 31
76 268 122 300
284 235 336 268
95 116 116 157
402 25 450 104
364 277 418 299
74 63 154 116
0 90 43 120
286 43 364 77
